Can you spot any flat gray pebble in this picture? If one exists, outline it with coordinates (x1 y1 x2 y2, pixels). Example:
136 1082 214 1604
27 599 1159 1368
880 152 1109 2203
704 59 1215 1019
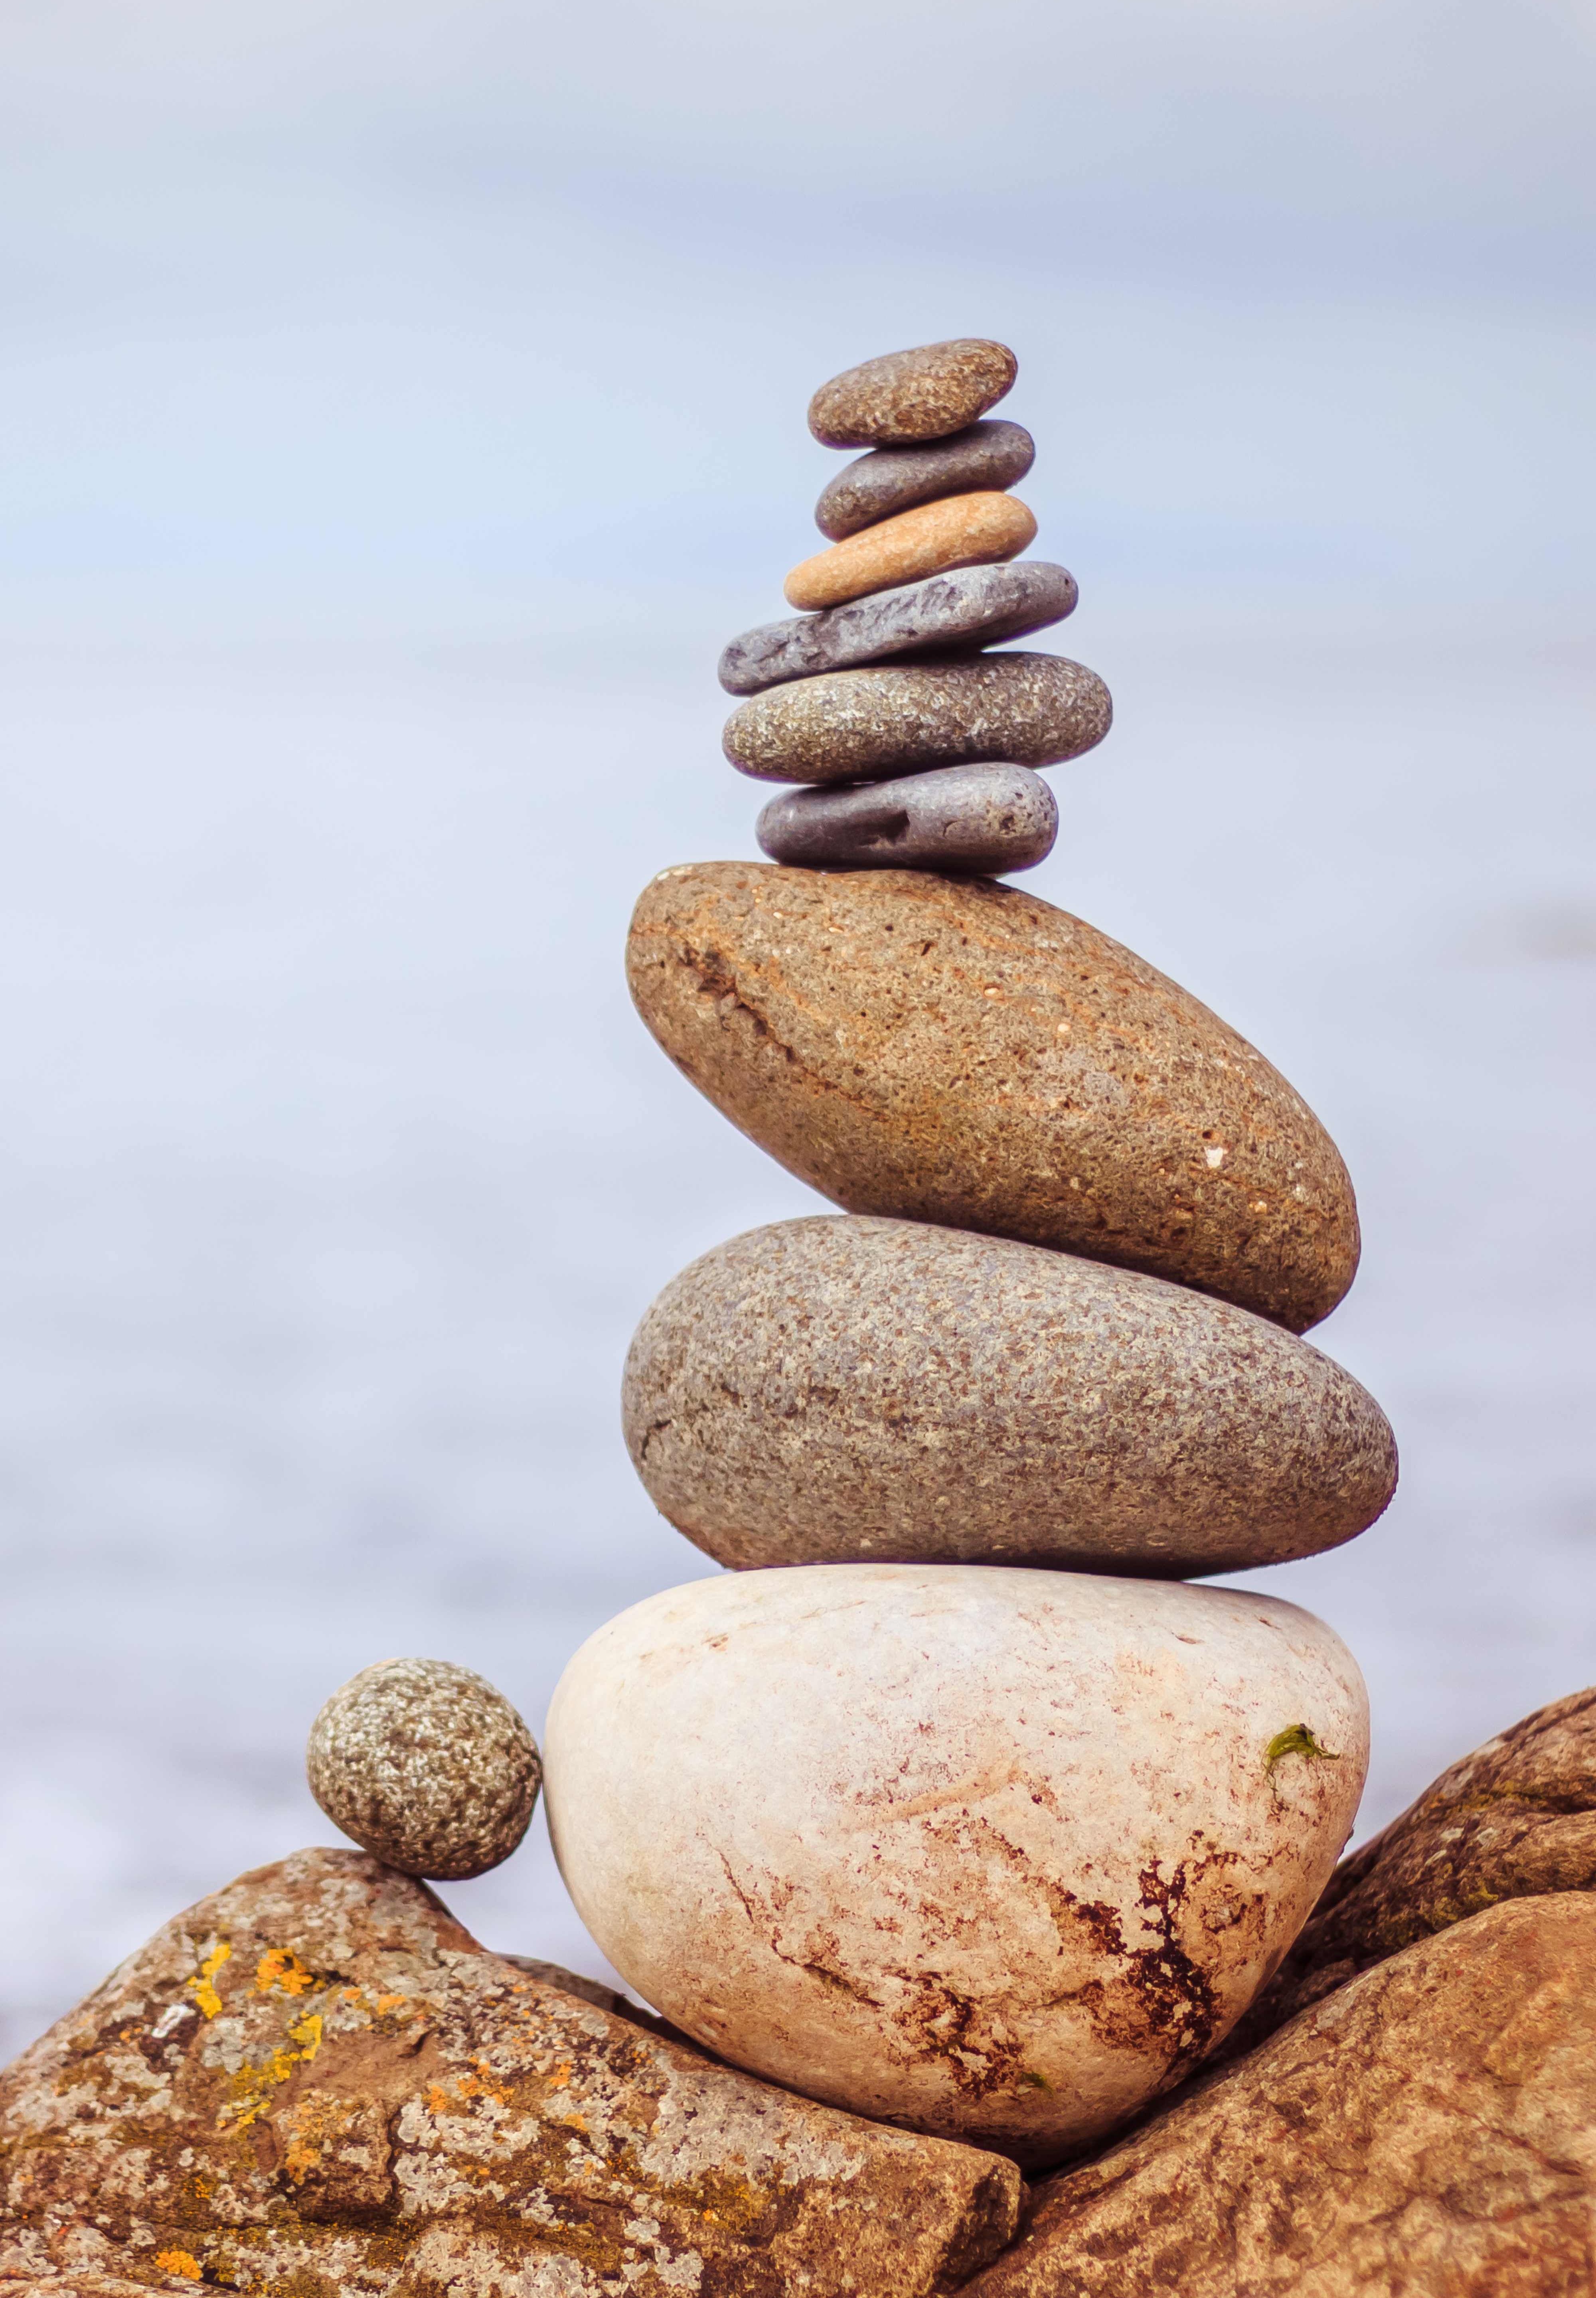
306 1656 541 1881
719 563 1077 696
755 762 1057 875
814 421 1035 540
723 651 1112 784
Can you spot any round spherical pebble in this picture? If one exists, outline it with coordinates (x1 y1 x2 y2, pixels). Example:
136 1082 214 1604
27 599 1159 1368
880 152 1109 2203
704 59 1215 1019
306 1657 542 1880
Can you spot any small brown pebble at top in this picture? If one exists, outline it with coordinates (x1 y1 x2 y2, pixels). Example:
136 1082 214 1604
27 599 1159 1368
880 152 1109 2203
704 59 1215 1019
809 339 1017 448
816 421 1035 540
784 492 1036 612
306 1656 541 1881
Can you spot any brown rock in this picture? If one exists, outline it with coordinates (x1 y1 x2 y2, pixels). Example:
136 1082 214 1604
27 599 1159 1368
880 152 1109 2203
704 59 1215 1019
626 865 1360 1332
815 421 1036 541
623 1216 1396 1575
0 1848 1022 2298
783 493 1037 612
965 1895 1596 2296
808 339 1017 448
1227 1684 1596 2056
723 654 1112 785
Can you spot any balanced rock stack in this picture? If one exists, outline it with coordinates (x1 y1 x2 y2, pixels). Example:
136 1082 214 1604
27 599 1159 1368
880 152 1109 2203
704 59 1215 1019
718 338 1111 875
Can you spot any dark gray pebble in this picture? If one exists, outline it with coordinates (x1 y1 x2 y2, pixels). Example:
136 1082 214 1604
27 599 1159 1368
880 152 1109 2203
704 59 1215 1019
719 562 1077 697
755 762 1058 875
815 421 1035 541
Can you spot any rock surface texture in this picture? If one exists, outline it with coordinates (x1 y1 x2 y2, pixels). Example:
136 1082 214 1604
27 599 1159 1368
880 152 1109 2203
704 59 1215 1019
719 563 1077 696
545 1564 1368 2168
755 766 1058 876
0 1848 1022 2298
808 339 1017 448
626 864 1360 1331
966 1894 1596 2297
1227 1682 1596 2056
723 655 1112 784
815 421 1036 540
623 1216 1397 1575
783 493 1037 612
305 1657 540 1880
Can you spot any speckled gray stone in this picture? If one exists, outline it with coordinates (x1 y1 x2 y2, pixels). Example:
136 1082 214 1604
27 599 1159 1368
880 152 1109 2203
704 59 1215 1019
723 652 1112 784
815 421 1036 541
719 564 1077 697
307 1657 541 1880
809 340 1017 448
756 763 1057 875
623 1216 1398 1576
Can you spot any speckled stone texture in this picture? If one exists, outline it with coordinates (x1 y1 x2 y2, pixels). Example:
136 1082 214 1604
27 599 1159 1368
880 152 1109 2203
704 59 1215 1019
306 1658 540 1881
1224 1683 1596 2059
755 764 1058 876
965 1895 1596 2297
723 653 1111 784
545 1566 1367 2168
808 339 1017 448
720 564 1076 696
624 1217 1396 1575
815 421 1036 540
626 865 1361 1331
0 1848 1021 2297
784 493 1036 612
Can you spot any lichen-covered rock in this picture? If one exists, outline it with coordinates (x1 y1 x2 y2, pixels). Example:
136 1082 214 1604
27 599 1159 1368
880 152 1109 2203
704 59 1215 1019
965 1894 1596 2296
545 1565 1368 2168
808 340 1017 448
623 1216 1396 1575
0 1848 1022 2298
626 864 1360 1332
1225 1683 1596 2058
306 1656 540 1879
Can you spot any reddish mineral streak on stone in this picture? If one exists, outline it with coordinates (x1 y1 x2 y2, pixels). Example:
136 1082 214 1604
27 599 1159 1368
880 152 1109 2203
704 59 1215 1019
0 1848 1022 2298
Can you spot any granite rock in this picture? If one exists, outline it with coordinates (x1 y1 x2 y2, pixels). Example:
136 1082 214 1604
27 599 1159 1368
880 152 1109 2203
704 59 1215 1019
755 764 1058 876
624 1216 1397 1575
784 493 1036 612
720 563 1076 696
306 1657 539 1881
966 1894 1596 2296
723 654 1111 784
815 421 1036 540
808 339 1017 448
0 1848 1022 2298
1226 1682 1596 2057
626 864 1360 1331
546 1564 1368 2168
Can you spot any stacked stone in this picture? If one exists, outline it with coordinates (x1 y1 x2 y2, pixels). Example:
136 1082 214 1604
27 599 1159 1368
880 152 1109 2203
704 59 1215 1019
541 342 1399 2176
718 339 1112 877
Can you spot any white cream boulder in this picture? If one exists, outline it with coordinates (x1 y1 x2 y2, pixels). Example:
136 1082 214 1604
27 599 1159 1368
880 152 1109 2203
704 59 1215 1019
544 1564 1368 2167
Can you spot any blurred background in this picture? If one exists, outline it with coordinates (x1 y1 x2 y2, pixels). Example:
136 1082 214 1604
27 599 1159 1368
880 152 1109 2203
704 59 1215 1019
0 0 1592 2051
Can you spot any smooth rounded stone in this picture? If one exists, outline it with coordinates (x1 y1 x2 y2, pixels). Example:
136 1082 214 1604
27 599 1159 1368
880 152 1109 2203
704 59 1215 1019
545 1564 1369 2165
755 765 1057 876
816 421 1036 541
784 492 1036 612
623 1216 1397 1575
306 1656 541 1880
723 653 1111 784
626 865 1360 1332
720 563 1077 697
809 338 1018 448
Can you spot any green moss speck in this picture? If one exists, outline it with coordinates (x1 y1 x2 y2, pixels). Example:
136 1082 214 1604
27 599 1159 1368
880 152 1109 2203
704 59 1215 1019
1266 1723 1340 1770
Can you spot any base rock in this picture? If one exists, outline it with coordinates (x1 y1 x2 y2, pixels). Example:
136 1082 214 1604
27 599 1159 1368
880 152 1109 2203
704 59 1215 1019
0 1848 1021 2298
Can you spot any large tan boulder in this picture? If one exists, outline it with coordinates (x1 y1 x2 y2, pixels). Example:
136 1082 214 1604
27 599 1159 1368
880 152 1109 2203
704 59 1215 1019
0 1848 1021 2298
966 1893 1596 2296
626 864 1359 1333
1228 1683 1596 2054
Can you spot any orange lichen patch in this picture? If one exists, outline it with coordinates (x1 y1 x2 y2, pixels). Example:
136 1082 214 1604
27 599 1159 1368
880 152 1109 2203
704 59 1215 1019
188 1941 232 2020
217 2010 325 2132
374 1992 413 2017
154 2248 202 2280
255 1947 318 1997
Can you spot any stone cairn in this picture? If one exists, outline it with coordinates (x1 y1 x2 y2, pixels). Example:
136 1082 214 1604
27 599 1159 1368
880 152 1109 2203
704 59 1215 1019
539 338 1401 2170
